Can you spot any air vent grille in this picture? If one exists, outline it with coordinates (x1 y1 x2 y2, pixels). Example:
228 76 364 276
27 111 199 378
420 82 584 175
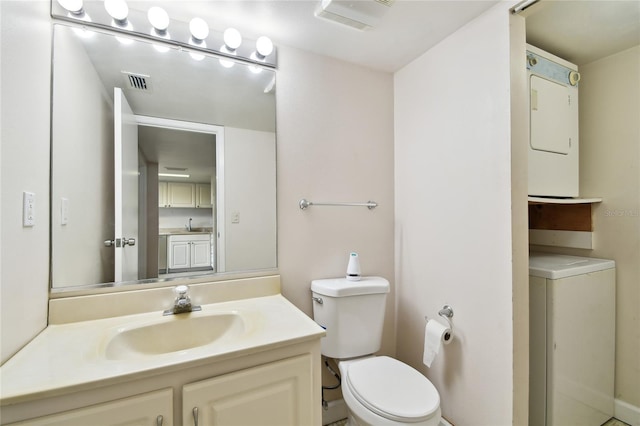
121 71 153 92
314 0 394 30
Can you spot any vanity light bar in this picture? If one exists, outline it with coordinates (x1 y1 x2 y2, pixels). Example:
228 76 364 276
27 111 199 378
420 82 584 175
52 0 277 69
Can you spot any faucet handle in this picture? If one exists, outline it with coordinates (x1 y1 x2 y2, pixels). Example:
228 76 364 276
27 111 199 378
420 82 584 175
175 285 189 297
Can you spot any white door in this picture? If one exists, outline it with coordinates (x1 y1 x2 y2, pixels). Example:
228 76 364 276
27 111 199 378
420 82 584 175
114 88 139 282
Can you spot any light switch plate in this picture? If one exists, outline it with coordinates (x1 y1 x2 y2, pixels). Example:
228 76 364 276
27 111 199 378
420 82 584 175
61 197 69 225
23 191 35 227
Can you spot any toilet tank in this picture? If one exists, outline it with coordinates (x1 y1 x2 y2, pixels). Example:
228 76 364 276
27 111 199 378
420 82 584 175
311 277 390 359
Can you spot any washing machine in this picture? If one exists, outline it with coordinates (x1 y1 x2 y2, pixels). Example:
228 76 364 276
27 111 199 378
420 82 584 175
527 44 580 198
529 252 615 426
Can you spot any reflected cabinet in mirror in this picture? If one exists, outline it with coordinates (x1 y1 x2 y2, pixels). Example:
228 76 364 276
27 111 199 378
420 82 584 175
51 23 277 290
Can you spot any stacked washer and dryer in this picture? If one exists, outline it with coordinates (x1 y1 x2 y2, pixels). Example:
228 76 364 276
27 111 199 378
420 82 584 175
527 45 616 426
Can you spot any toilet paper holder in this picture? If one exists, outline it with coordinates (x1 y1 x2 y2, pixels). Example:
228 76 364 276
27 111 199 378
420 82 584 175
425 305 454 337
425 305 454 321
438 305 454 319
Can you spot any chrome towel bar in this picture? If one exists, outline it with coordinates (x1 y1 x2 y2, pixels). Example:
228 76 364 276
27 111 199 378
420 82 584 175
299 198 378 210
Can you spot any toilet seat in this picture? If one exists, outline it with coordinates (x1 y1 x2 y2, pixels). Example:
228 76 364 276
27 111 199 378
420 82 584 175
345 356 440 423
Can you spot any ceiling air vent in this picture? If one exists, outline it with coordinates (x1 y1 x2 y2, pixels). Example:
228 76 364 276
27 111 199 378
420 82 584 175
314 0 395 30
121 71 153 92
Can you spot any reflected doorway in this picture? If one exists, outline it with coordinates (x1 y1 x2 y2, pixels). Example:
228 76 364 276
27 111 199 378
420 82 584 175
135 116 225 280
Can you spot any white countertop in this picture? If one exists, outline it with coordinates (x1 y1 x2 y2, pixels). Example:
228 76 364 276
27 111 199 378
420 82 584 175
0 295 324 405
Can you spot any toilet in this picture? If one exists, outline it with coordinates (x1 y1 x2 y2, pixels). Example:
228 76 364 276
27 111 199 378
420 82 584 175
311 277 442 426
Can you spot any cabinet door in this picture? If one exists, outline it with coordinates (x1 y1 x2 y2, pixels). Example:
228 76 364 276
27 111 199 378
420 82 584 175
195 183 212 208
167 182 195 208
158 181 168 208
8 388 173 426
183 355 313 426
168 240 190 269
190 239 211 268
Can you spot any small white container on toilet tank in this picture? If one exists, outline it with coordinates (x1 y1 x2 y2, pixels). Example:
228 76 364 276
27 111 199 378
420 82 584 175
311 277 389 359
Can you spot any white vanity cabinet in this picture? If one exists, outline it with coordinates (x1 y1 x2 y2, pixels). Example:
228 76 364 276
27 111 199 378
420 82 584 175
7 388 173 426
168 234 211 270
2 341 322 426
0 288 324 426
183 355 313 426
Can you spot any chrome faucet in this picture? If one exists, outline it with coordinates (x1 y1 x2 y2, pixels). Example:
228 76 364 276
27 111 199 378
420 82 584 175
186 218 193 232
163 285 201 315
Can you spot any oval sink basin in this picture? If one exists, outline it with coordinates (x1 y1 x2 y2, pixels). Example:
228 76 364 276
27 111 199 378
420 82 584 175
104 312 245 360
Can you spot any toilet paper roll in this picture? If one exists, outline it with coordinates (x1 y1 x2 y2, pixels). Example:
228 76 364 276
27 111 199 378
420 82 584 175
423 319 452 368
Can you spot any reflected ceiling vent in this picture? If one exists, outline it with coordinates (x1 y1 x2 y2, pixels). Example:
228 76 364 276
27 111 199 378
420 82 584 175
121 71 153 92
165 166 188 171
314 0 395 30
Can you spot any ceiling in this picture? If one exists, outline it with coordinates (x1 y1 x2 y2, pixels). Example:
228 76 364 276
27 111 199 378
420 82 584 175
130 0 640 73
524 0 640 66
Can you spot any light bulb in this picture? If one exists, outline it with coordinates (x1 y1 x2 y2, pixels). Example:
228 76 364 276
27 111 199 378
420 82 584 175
223 28 242 51
219 45 236 68
148 6 169 32
153 43 170 53
104 0 128 23
255 36 273 58
190 52 205 61
188 34 207 61
57 0 83 14
189 17 209 41
116 34 134 44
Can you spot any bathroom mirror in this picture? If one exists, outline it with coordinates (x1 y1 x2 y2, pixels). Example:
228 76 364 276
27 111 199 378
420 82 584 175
51 23 277 290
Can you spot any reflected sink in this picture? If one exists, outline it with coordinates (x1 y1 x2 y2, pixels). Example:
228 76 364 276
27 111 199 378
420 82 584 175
104 312 245 360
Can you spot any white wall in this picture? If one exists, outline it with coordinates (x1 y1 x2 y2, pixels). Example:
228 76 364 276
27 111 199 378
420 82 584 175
581 45 640 411
159 208 213 229
224 127 277 272
275 46 396 357
394 4 520 424
51 25 115 287
0 0 51 364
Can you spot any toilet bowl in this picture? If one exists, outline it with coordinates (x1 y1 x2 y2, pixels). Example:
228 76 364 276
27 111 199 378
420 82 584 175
339 356 441 426
311 277 442 426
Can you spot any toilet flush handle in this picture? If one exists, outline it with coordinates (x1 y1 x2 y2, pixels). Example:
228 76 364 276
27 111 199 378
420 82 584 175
312 296 323 305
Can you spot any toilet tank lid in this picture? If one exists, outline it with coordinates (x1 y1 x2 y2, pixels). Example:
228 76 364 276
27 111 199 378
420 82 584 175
311 277 390 297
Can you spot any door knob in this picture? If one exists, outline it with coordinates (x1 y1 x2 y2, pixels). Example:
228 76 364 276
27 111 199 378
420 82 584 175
122 238 136 246
104 239 115 247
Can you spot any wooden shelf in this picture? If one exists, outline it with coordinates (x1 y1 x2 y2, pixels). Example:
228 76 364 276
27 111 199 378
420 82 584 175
528 197 602 249
528 196 602 205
